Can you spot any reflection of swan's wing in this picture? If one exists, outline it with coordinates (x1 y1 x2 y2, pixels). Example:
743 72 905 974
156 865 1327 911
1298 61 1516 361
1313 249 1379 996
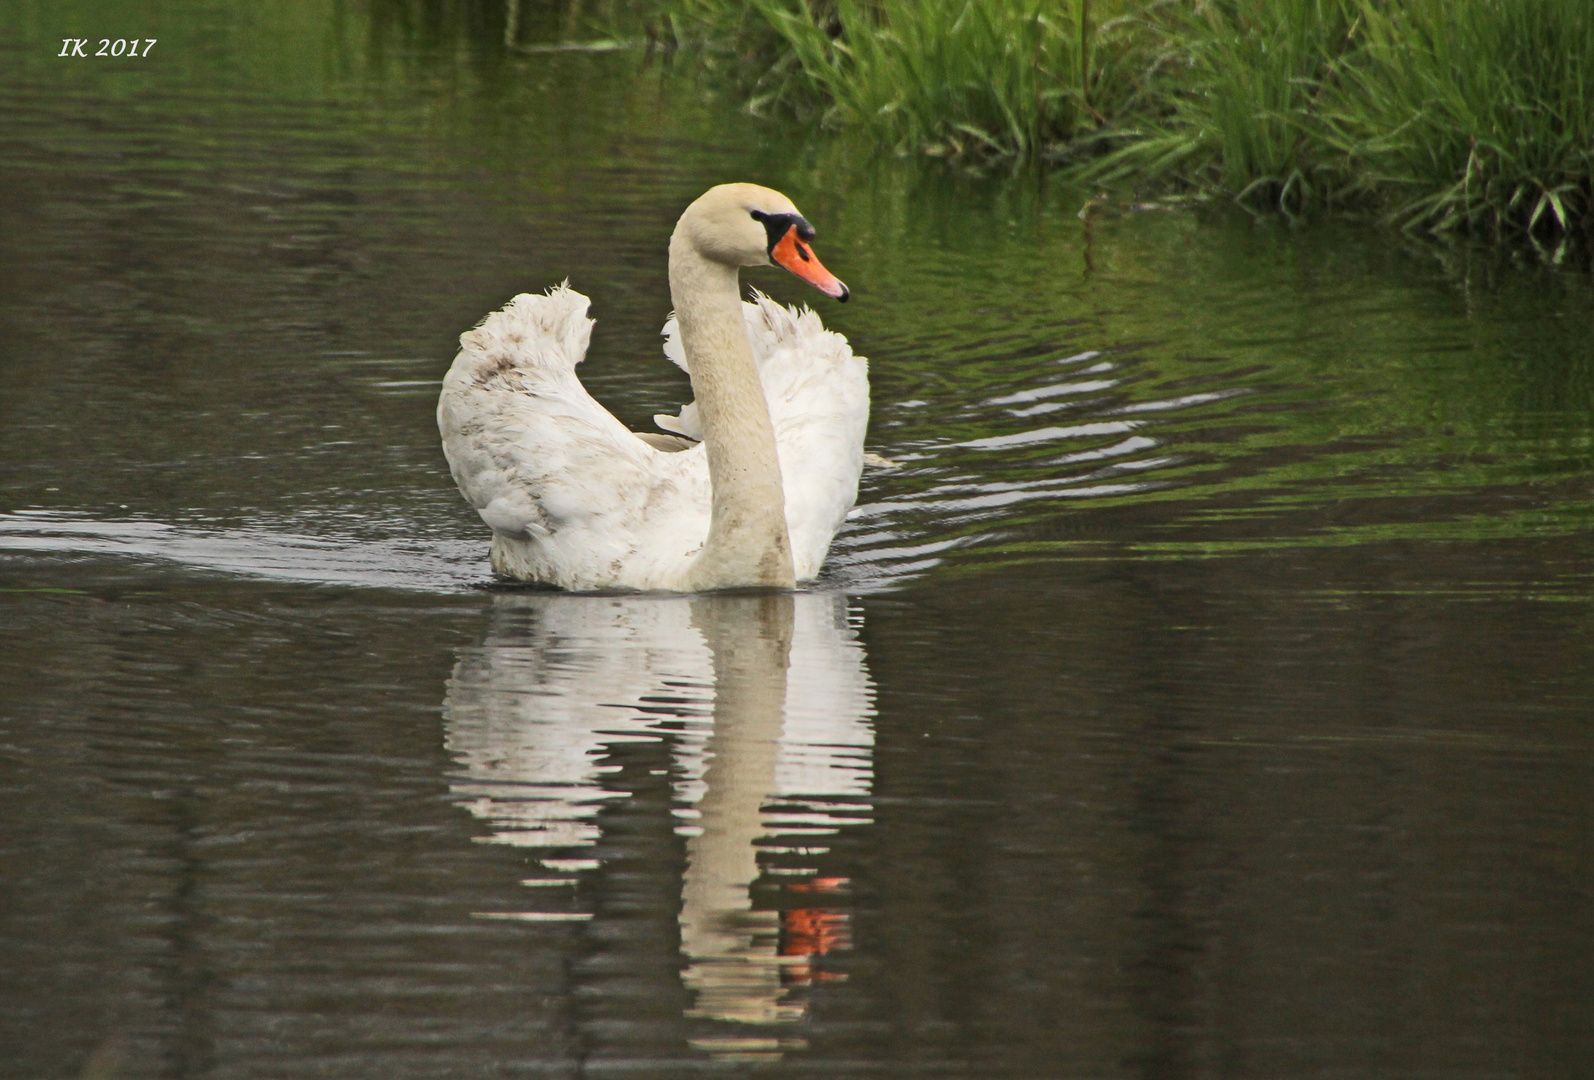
673 593 874 844
443 595 712 849
659 295 869 581
777 593 874 802
438 286 712 589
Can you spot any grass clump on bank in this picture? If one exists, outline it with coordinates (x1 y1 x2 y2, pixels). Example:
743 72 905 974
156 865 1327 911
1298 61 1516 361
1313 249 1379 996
655 0 1161 156
644 0 1594 239
1084 0 1357 208
1326 0 1594 235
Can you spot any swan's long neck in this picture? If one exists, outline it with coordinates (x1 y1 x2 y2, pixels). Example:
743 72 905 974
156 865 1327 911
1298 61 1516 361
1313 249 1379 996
670 231 795 590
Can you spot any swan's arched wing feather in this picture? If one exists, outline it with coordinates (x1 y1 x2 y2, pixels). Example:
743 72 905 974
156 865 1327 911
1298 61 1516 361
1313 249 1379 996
746 292 870 579
656 292 869 581
439 286 712 585
442 287 621 533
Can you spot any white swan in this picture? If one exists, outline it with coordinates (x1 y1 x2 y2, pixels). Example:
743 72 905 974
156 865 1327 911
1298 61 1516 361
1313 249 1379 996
438 183 868 592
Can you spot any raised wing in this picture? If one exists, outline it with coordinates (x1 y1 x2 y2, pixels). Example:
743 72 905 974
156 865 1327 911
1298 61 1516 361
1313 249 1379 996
438 285 711 587
657 292 868 580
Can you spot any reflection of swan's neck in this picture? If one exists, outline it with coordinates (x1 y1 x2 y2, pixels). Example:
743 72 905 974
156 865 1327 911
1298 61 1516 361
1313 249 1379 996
669 233 795 591
679 594 795 1024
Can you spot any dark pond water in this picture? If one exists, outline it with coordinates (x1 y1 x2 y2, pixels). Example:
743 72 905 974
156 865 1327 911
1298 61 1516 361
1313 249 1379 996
3 2 1593 1077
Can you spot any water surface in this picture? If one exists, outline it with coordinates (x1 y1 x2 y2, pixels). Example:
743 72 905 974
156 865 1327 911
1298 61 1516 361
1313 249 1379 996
2 2 1592 1077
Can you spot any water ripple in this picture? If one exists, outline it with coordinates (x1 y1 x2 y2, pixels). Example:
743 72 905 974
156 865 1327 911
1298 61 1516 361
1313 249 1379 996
0 512 485 593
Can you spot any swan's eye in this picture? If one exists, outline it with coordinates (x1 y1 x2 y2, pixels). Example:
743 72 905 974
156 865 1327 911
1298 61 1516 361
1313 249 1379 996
749 210 813 255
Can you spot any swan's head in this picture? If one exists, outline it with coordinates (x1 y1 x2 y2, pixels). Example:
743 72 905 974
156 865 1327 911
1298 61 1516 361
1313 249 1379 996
675 183 849 302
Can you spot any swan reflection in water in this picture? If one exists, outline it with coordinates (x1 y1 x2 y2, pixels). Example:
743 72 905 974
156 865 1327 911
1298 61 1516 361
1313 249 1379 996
442 590 874 1040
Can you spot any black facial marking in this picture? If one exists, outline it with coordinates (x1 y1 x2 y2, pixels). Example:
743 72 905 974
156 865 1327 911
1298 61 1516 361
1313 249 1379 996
749 209 816 254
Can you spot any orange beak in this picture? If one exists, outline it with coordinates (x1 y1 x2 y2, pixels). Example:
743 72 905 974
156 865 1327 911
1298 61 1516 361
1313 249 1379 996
771 224 849 302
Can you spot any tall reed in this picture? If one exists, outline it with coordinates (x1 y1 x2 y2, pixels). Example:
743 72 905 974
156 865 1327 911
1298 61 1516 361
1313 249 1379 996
1059 0 1594 234
1323 0 1594 236
662 0 1150 158
1085 0 1358 210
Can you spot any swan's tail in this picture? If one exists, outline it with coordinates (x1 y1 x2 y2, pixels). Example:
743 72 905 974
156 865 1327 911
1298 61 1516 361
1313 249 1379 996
457 283 595 382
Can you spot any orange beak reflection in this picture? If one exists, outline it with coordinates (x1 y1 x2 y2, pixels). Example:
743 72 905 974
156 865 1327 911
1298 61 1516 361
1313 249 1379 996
771 225 849 302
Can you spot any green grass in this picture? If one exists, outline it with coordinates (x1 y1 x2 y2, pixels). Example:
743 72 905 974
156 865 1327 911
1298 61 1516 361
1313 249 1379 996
1323 0 1594 236
657 0 1158 157
1082 0 1360 209
638 0 1594 238
768 0 1079 157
